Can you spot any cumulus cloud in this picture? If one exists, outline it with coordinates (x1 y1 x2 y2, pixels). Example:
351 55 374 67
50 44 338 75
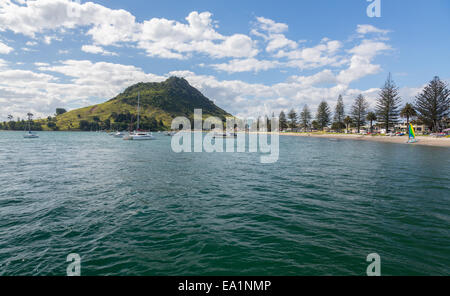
254 17 289 34
356 24 390 35
0 41 13 54
252 17 347 71
252 16 297 53
211 58 281 73
137 12 258 59
337 39 391 84
81 45 118 56
0 1 258 59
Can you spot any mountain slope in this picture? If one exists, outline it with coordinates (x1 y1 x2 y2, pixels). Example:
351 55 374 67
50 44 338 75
50 77 231 131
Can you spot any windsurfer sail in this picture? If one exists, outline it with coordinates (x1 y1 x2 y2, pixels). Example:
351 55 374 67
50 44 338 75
407 123 418 143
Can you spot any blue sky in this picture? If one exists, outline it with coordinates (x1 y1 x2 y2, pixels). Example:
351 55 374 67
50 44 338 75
0 0 449 120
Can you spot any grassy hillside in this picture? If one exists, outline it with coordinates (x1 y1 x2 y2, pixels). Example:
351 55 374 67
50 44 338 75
42 77 231 131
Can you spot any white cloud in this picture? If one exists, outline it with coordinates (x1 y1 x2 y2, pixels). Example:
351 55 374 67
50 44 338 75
43 35 62 44
0 1 258 59
211 58 281 73
337 39 391 85
0 41 13 54
34 62 50 67
255 17 289 34
356 25 390 35
277 39 346 70
81 45 118 56
252 16 297 53
266 34 297 52
289 70 337 87
137 12 258 59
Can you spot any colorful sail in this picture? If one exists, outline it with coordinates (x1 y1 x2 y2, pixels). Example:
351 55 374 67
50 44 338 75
409 123 416 139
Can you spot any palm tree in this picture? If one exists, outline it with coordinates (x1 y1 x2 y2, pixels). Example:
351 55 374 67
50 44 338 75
344 116 352 133
7 114 13 122
400 103 417 127
366 112 377 134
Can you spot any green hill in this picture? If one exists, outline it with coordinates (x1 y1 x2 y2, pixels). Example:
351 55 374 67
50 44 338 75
45 77 231 131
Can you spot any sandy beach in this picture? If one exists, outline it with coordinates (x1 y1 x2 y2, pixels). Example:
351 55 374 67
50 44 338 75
280 132 450 148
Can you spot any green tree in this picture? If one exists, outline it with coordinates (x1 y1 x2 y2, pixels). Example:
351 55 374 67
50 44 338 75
316 101 331 131
79 120 90 131
344 116 352 133
366 112 377 134
351 94 369 133
376 73 402 132
311 120 320 131
299 105 312 131
55 108 67 116
414 76 450 132
400 103 417 127
47 121 57 130
279 111 288 131
333 95 345 132
287 108 298 129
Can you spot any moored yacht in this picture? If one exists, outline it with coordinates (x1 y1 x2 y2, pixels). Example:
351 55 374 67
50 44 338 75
123 92 155 141
123 131 155 140
23 112 39 139
24 131 39 139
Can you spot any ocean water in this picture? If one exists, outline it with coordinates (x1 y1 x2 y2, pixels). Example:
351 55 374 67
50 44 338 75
0 131 449 276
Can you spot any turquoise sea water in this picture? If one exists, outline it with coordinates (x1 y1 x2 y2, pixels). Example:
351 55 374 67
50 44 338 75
0 131 449 275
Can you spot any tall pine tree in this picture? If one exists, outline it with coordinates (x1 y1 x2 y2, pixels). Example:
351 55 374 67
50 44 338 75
279 111 288 131
287 108 298 129
299 105 312 131
376 73 401 132
414 76 450 132
316 101 331 131
351 94 369 133
333 95 345 131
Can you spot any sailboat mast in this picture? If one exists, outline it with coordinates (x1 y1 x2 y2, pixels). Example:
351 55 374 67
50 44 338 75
137 92 140 131
27 113 32 132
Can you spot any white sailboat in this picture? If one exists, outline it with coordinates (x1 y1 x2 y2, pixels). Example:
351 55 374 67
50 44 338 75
123 92 155 141
113 131 127 138
24 112 39 139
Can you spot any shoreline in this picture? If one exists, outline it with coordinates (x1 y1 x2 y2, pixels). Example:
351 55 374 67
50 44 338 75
279 132 450 148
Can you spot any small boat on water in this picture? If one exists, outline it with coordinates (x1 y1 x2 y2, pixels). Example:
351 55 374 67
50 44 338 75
123 92 155 141
113 131 127 138
24 112 39 139
124 131 155 141
24 131 39 139
213 132 237 139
